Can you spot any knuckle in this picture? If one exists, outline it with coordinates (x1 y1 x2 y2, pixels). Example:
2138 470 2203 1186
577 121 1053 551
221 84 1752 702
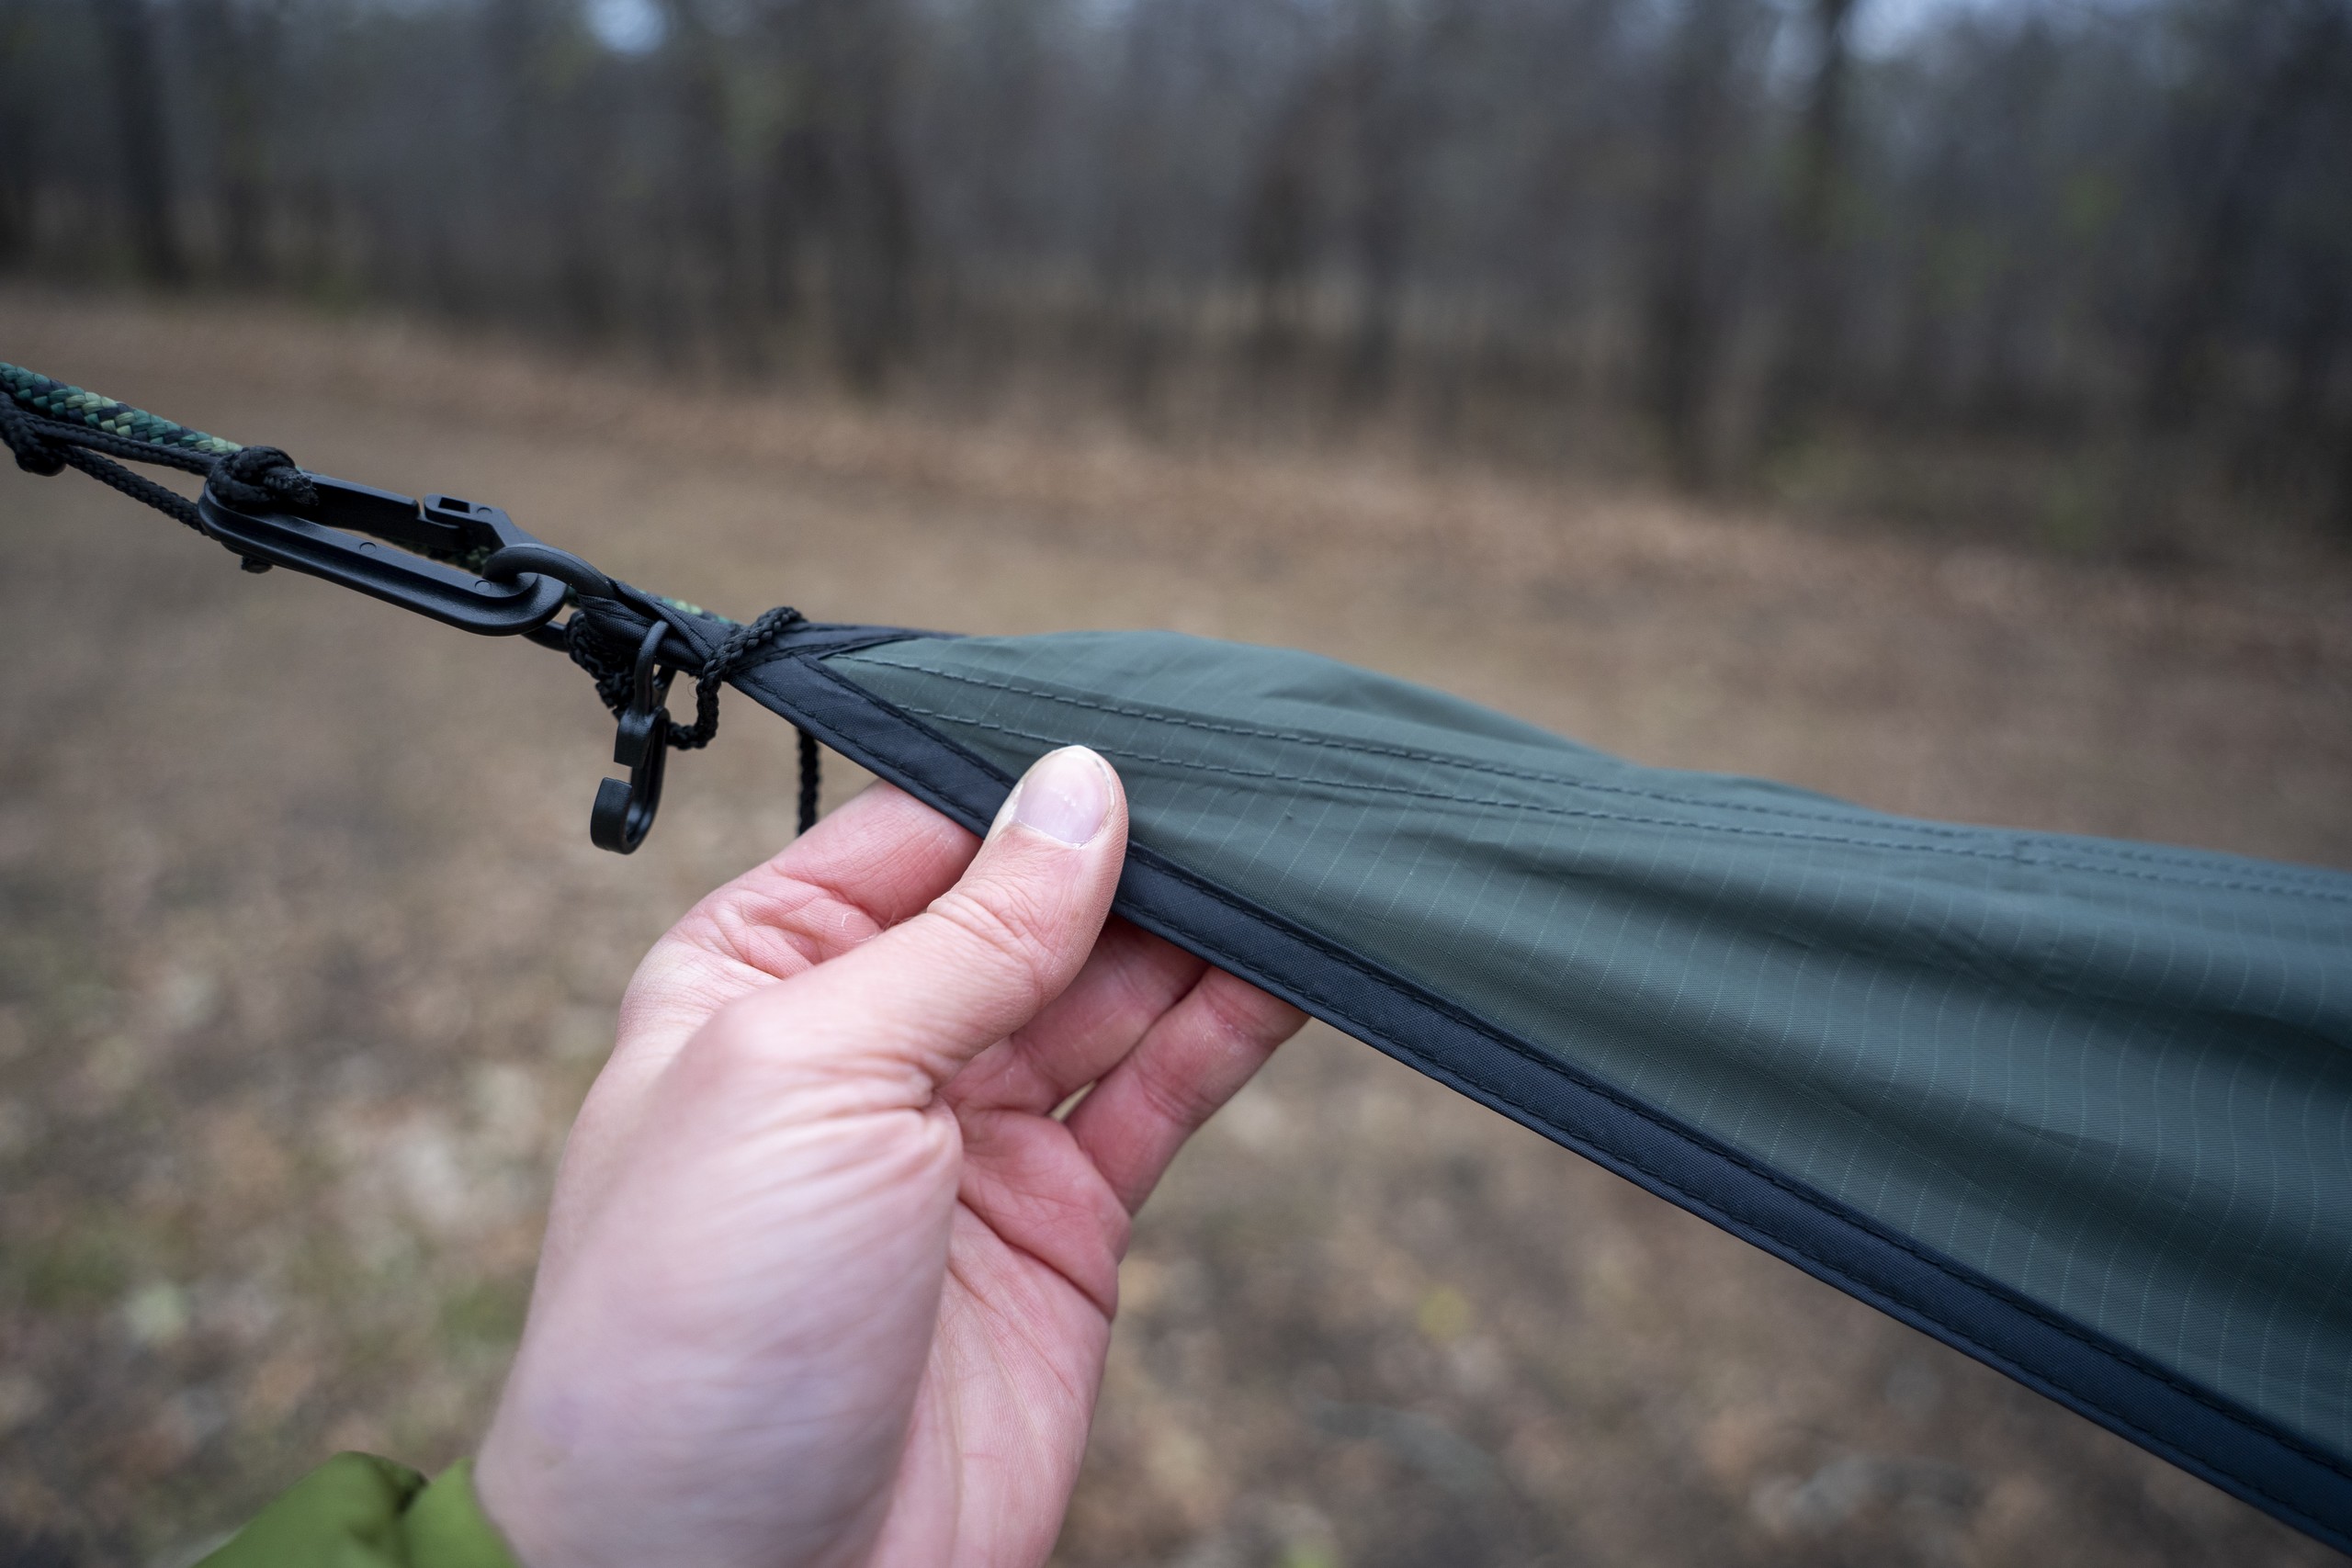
1196 969 1304 1049
1131 1049 1222 1132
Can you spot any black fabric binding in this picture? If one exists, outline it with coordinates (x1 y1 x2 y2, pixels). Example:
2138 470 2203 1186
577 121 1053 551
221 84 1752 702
715 625 2352 1557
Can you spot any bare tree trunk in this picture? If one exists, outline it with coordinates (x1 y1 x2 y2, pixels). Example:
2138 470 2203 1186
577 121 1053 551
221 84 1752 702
2264 251 2352 525
288 173 337 294
95 0 185 285
1343 1 1410 409
756 124 821 327
1237 70 1329 381
660 0 760 369
2278 278 2344 458
1761 0 1857 454
187 0 276 286
802 0 915 391
829 112 916 390
1644 0 1741 485
1088 16 1159 424
486 0 617 342
481 0 542 321
0 0 40 267
2140 2 2348 434
2335 412 2352 537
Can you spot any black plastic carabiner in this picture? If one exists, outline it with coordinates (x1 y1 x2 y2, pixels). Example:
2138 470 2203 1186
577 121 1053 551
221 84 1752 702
589 619 673 853
196 474 569 636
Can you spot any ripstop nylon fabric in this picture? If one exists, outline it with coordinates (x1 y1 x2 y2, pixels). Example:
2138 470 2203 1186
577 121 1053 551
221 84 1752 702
823 630 2352 1472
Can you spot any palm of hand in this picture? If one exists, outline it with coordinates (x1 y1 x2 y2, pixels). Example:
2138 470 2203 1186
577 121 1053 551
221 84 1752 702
482 778 1299 1568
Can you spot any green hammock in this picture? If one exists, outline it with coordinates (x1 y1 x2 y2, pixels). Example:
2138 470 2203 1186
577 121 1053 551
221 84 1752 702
7 364 2349 1551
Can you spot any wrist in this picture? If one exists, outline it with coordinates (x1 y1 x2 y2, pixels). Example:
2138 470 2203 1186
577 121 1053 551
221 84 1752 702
471 1413 559 1568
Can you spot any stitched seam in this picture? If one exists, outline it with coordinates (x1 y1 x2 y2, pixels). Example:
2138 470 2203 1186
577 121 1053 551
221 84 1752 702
856 660 2348 893
884 703 2352 907
869 662 1982 830
734 626 947 671
783 653 2352 1496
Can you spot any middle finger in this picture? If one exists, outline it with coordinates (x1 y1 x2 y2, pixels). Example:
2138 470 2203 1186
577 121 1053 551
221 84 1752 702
944 917 1207 1115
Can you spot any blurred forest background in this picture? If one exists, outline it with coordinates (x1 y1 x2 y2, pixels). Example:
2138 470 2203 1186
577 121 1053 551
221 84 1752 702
6 0 2352 553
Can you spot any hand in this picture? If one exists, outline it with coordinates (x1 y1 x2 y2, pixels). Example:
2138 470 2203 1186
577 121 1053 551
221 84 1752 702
475 748 1306 1568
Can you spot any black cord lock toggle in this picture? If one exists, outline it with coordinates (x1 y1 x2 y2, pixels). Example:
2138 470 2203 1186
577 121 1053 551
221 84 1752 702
590 619 675 854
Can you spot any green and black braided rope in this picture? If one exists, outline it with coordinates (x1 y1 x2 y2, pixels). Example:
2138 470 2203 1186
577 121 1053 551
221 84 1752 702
1 363 243 457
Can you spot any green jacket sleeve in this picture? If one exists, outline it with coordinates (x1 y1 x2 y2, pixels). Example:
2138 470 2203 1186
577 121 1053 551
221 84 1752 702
198 1453 521 1568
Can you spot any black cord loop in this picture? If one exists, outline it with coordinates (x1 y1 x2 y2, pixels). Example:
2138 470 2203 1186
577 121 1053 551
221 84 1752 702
1 401 64 475
683 604 822 836
1 401 220 530
670 604 807 752
3 401 222 479
562 611 639 716
560 599 820 838
798 725 822 836
0 376 316 540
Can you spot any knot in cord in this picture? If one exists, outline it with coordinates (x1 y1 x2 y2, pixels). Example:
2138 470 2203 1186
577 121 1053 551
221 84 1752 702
669 604 807 751
206 445 319 512
560 600 819 836
5 367 286 534
0 401 64 476
563 610 640 716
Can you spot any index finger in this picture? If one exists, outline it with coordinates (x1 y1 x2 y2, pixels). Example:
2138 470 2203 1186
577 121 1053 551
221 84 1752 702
549 780 980 1266
618 779 980 1066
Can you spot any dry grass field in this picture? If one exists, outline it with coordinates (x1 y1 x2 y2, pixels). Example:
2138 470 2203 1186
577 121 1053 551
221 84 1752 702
2 287 2347 1567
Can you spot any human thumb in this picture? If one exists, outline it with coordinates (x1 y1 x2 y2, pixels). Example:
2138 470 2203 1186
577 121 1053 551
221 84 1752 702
736 745 1130 1096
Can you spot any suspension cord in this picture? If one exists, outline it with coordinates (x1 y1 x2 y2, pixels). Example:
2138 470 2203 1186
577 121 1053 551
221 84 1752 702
2 362 820 841
1 362 317 529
